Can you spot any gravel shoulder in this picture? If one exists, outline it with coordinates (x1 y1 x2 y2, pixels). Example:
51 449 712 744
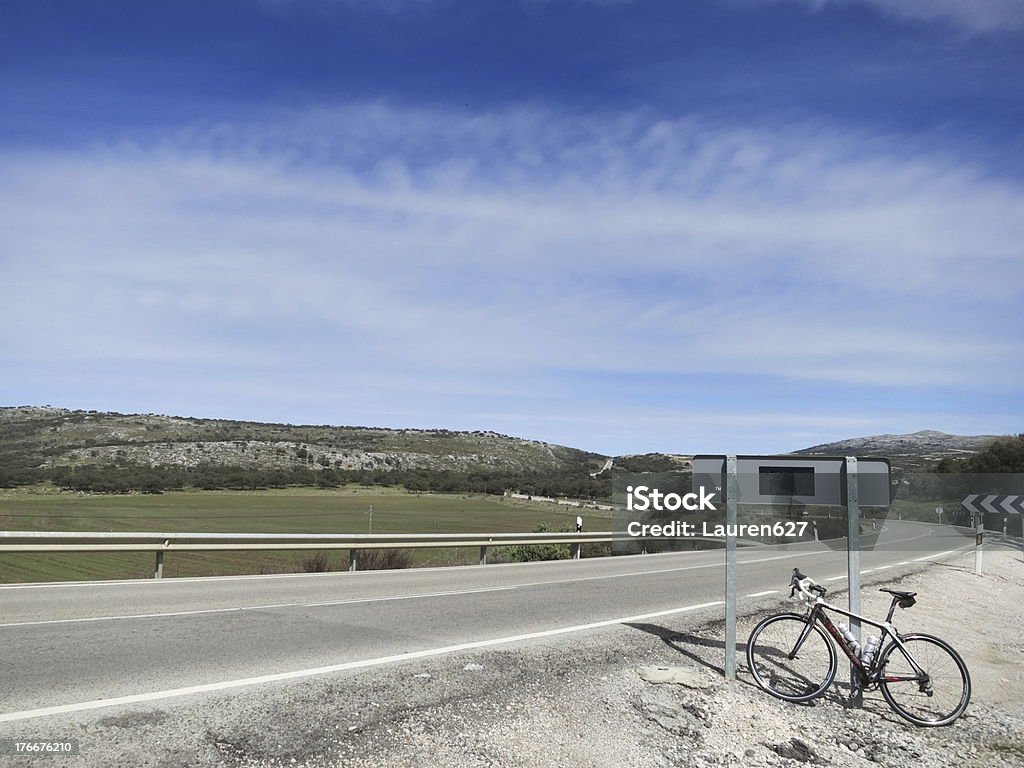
2 543 1022 768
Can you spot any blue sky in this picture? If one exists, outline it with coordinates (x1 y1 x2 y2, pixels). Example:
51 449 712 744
2 0 1022 455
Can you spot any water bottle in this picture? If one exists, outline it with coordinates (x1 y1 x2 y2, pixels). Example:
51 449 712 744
860 636 880 666
837 623 860 655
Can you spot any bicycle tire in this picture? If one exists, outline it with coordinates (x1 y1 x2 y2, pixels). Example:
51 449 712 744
878 633 971 726
747 613 837 702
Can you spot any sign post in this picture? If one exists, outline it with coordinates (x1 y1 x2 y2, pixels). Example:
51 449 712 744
845 457 862 704
724 456 738 680
691 454 891 695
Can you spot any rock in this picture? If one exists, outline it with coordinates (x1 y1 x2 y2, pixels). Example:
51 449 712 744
462 663 484 672
637 665 715 689
767 738 821 764
639 702 706 740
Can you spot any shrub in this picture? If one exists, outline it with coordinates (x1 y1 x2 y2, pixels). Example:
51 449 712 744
490 521 573 563
296 551 334 572
356 548 415 571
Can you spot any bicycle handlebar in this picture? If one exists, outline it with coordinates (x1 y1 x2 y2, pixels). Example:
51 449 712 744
789 567 827 601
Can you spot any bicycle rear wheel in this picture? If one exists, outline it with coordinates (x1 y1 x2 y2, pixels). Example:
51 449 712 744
879 634 971 726
747 613 837 702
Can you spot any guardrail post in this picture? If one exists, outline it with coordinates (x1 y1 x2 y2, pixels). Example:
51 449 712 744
479 545 487 565
572 542 581 560
349 549 358 572
154 550 164 579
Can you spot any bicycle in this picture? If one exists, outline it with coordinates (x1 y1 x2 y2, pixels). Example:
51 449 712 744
745 568 971 726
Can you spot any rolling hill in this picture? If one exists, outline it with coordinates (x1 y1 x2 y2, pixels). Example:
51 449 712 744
0 407 1006 491
0 406 608 495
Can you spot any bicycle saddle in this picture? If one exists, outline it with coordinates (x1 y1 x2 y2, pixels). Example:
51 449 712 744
879 588 917 599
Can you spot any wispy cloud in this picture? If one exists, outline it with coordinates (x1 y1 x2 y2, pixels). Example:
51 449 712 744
261 0 1024 33
744 0 1024 33
1 102 1021 451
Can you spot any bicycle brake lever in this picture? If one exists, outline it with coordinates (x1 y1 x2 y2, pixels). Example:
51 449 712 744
789 568 805 597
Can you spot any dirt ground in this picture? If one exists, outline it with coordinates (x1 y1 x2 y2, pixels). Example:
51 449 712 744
329 541 1024 768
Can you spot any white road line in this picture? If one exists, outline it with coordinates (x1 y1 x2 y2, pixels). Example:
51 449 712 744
0 544 968 628
0 605 285 628
745 590 778 597
0 586 516 628
911 547 965 562
510 550 828 589
0 568 375 590
874 565 892 570
0 546 755 591
860 568 876 574
0 531 900 591
0 557 583 591
0 551 829 627
0 600 725 723
301 586 513 608
0 524 947 593
876 533 934 546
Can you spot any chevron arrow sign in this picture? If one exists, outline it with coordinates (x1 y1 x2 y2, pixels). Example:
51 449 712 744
962 494 1024 515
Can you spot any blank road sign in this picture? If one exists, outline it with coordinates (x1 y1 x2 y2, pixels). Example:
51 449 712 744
692 455 893 508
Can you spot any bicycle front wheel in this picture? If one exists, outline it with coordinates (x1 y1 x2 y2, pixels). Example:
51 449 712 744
747 613 837 702
879 633 971 726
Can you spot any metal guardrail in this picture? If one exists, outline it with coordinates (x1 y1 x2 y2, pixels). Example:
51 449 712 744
0 530 758 579
0 530 618 578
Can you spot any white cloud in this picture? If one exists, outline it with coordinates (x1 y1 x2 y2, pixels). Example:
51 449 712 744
1 102 1021 451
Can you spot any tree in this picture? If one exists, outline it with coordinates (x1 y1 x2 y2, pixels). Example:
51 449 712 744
936 434 1024 474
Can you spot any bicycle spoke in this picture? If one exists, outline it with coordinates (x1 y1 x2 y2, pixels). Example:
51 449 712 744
747 614 836 702
880 636 970 726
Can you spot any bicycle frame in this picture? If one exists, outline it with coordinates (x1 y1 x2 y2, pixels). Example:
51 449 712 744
791 596 929 689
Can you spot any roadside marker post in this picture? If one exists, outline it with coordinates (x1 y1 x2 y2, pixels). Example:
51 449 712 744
962 495 1024 574
975 511 984 576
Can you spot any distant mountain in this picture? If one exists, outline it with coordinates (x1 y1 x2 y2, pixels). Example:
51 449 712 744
793 430 1001 472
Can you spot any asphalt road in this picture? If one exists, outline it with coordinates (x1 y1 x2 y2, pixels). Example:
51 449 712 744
0 521 973 724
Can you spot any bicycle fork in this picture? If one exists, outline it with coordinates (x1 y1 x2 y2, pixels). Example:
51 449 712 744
787 619 817 660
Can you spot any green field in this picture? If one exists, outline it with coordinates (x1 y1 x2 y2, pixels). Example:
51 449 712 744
0 486 611 583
